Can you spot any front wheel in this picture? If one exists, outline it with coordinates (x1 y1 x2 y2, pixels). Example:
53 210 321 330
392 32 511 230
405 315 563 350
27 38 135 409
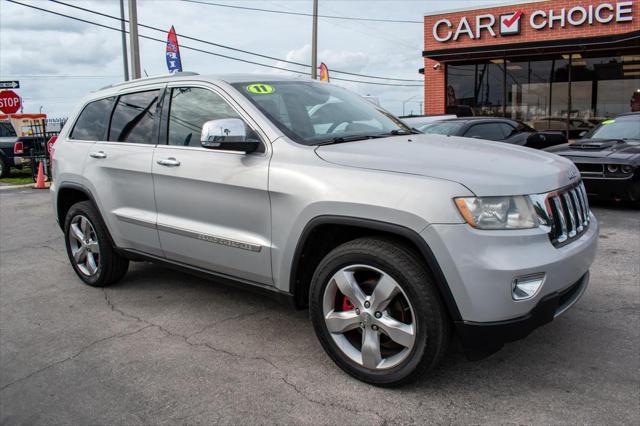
309 237 450 386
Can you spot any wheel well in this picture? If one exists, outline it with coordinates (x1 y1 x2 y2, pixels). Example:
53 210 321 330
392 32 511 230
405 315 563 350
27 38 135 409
290 220 459 321
56 187 90 228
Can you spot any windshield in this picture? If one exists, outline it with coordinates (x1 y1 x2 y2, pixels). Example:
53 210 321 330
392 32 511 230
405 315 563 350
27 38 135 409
419 121 465 135
231 81 411 145
586 116 640 140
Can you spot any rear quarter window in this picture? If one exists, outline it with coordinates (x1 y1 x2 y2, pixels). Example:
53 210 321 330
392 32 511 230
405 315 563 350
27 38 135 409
69 97 115 141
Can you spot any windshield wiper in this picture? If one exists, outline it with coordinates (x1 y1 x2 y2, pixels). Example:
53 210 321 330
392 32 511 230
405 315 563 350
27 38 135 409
315 134 387 146
380 129 421 136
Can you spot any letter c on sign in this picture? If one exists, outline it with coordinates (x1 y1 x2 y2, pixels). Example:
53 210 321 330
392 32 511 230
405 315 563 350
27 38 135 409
530 10 547 29
433 19 453 42
595 3 614 23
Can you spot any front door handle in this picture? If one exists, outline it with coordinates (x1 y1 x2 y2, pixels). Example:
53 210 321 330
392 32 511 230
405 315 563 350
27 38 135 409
157 157 181 167
89 151 107 159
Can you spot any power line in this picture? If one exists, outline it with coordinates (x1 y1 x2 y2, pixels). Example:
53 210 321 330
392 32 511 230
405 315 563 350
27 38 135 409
49 0 422 83
7 0 422 87
179 0 423 24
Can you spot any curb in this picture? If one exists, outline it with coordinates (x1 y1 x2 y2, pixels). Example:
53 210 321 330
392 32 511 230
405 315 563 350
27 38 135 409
0 183 50 191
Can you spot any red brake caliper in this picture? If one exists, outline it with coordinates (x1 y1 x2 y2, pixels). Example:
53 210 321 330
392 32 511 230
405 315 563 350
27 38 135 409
341 296 354 311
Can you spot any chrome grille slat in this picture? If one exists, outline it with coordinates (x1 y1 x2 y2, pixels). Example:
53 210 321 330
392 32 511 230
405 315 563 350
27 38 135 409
570 189 584 232
562 193 577 238
546 182 590 247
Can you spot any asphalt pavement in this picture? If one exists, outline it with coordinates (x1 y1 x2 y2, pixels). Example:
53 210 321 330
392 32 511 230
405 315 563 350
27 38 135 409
1 188 638 425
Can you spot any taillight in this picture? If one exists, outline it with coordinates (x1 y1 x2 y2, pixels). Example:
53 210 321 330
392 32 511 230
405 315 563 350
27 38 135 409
13 141 24 155
47 136 57 158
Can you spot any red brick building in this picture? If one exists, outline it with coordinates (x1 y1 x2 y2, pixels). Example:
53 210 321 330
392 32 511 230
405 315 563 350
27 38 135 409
422 0 640 130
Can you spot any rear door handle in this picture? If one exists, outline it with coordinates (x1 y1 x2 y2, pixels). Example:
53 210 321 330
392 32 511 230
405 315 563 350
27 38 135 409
156 157 181 167
89 151 107 159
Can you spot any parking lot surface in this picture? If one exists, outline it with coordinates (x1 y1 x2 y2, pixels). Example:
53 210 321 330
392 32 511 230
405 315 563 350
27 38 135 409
1 189 638 425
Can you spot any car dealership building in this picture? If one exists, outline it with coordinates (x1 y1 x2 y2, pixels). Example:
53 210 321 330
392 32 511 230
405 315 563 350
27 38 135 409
422 0 640 132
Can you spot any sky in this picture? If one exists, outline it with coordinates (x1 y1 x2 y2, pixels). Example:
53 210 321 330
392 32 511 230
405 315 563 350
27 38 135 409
0 0 506 118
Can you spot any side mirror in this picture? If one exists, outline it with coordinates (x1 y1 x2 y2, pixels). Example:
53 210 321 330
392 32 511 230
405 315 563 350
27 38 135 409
201 118 260 153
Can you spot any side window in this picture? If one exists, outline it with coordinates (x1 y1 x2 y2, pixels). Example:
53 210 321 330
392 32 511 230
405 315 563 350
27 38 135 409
463 123 505 141
0 122 17 137
167 87 241 147
108 90 160 144
499 123 517 138
69 97 115 141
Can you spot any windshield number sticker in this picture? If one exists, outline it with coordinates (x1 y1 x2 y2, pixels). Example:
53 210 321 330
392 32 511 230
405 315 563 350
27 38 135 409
246 84 274 94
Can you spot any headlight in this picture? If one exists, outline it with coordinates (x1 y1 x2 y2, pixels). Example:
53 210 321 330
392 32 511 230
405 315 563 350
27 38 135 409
621 165 633 174
607 164 619 173
454 196 538 229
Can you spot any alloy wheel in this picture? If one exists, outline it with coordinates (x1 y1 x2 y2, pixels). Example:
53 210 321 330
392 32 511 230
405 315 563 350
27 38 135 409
68 215 101 276
322 264 417 370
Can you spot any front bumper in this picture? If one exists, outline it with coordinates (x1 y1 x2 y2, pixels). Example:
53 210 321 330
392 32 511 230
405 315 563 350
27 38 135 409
421 213 598 323
582 175 640 202
454 271 589 354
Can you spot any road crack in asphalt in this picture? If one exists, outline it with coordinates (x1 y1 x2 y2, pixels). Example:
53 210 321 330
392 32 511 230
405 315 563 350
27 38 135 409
0 324 153 392
0 236 63 254
102 289 389 424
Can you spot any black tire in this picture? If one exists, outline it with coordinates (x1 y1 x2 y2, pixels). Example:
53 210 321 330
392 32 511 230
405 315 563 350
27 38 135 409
309 237 450 386
63 201 129 287
0 157 10 178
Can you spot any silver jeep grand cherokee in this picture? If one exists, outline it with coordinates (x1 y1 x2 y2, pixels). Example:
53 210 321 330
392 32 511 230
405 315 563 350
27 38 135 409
51 73 597 386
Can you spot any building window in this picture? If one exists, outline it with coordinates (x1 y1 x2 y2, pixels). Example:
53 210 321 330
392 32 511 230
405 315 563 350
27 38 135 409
446 53 640 137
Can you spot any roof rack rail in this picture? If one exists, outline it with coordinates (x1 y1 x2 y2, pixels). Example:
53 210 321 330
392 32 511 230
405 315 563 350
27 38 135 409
99 72 200 91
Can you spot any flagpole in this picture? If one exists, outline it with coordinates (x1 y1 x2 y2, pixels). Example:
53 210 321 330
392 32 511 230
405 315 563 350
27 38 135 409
128 0 142 79
119 0 129 81
311 0 318 80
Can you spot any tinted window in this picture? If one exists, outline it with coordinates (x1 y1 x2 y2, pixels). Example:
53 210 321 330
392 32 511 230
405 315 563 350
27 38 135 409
0 122 16 137
168 87 240 147
463 123 506 141
70 97 114 141
108 90 160 143
419 121 465 135
499 123 518 138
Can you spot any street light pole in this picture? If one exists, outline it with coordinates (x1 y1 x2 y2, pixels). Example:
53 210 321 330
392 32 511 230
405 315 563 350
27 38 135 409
311 0 318 79
128 0 142 80
119 0 129 81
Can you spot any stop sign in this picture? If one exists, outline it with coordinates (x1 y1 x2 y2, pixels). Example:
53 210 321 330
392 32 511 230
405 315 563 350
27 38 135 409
0 90 21 114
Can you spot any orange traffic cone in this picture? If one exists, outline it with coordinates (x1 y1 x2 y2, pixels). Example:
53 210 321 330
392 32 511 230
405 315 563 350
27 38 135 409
35 161 46 189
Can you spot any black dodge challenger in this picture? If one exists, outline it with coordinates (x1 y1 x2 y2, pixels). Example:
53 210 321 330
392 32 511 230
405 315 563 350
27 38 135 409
418 117 567 150
545 112 640 203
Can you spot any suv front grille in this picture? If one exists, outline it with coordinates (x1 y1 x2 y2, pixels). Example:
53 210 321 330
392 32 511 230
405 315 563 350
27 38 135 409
545 182 590 247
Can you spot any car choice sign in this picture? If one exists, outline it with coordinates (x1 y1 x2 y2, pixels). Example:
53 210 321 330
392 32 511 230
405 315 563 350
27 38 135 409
0 90 21 114
432 1 634 42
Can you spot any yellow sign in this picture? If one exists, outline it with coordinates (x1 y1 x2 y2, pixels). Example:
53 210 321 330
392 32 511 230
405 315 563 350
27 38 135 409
602 119 615 125
246 84 274 94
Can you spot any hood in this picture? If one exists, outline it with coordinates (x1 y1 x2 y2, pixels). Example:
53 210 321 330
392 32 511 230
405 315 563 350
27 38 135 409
546 139 640 161
315 134 577 196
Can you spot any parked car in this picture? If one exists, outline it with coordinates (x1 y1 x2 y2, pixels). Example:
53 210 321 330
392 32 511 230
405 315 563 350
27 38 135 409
0 121 36 178
420 117 567 149
400 115 456 130
52 73 597 386
530 117 594 140
545 112 640 202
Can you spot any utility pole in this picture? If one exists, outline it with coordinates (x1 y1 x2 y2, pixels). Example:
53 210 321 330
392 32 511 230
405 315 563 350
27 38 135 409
128 0 142 79
311 0 318 79
119 0 129 81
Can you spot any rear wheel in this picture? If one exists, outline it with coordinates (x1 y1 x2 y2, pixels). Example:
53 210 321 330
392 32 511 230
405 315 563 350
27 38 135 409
0 157 9 178
310 237 450 386
64 201 129 287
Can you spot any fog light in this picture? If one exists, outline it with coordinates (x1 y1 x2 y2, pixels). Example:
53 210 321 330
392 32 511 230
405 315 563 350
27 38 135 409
512 274 546 301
